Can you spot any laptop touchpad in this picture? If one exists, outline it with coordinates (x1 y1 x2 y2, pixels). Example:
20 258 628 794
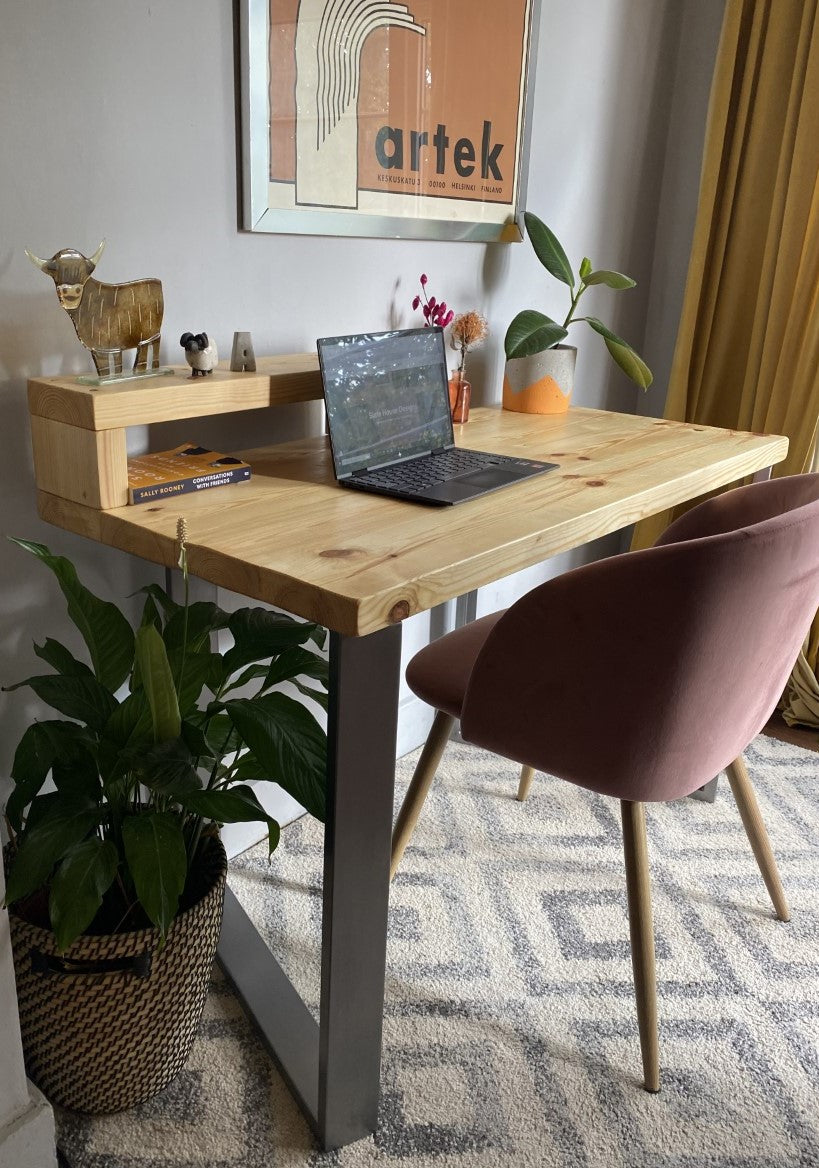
428 467 524 503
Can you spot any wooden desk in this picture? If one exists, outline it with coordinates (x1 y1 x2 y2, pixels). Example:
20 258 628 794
32 404 787 1149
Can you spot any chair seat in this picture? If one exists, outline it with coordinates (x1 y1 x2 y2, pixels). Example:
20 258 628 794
406 611 506 717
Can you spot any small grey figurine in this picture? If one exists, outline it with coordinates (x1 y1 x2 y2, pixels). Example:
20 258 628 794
180 332 218 377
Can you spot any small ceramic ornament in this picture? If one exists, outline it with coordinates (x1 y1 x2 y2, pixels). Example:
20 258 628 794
180 332 218 377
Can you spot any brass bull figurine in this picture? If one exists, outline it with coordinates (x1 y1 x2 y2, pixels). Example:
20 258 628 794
26 241 163 378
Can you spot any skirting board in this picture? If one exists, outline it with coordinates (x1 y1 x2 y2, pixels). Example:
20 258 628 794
0 1083 57 1168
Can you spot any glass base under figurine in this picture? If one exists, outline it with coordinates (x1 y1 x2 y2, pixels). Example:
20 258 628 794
76 367 175 387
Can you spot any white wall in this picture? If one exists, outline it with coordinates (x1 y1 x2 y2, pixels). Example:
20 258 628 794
0 0 722 1135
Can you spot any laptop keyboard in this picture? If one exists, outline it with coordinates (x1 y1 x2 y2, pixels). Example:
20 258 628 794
353 448 515 492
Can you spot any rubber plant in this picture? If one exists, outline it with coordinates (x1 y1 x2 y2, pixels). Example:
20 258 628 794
2 522 328 952
504 212 654 389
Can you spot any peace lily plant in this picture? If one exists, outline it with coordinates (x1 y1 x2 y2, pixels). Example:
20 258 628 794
504 212 654 389
2 524 328 952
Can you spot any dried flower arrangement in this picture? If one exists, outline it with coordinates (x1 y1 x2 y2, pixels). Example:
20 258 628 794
412 274 454 329
450 311 488 383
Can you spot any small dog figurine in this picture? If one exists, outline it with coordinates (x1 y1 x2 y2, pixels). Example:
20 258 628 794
180 332 217 377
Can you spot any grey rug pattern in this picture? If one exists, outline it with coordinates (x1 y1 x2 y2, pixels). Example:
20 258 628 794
56 735 819 1167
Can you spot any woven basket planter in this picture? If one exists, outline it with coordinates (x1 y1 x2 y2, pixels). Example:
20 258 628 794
7 836 227 1114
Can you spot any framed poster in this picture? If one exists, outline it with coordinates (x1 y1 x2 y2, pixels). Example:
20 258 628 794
240 0 540 241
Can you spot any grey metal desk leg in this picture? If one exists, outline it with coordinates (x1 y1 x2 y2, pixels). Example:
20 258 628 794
218 621 402 1151
690 776 719 803
318 623 403 1148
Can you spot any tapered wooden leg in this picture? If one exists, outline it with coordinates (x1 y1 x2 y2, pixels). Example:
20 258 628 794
725 755 790 921
517 765 536 802
621 800 660 1093
390 711 455 879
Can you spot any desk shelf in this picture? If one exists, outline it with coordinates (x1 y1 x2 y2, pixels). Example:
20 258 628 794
27 355 322 509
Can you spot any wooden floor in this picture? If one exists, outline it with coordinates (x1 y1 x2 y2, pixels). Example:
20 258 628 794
763 712 819 754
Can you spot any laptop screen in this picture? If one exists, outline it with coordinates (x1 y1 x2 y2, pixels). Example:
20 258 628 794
317 328 454 477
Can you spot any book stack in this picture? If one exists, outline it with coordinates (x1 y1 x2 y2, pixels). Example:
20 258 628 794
127 443 251 505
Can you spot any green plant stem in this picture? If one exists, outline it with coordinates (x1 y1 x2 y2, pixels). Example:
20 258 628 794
562 282 586 331
177 565 190 698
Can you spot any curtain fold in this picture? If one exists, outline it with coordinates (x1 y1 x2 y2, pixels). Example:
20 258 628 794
633 0 819 726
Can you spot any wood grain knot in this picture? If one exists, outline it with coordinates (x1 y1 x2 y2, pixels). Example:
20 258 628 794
586 479 606 487
319 547 364 559
577 456 591 461
389 600 411 623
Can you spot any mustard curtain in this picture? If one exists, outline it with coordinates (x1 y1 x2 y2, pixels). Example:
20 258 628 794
633 0 819 726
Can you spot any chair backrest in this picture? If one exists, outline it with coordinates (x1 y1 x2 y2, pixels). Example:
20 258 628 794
460 474 819 802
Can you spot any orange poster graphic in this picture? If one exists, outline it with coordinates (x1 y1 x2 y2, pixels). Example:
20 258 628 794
244 0 536 239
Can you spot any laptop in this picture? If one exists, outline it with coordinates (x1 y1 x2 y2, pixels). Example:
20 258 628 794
316 327 558 505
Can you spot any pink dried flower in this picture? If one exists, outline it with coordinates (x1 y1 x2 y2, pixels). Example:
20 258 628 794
412 275 455 331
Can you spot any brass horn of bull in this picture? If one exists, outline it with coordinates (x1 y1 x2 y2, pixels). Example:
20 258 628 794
24 247 53 272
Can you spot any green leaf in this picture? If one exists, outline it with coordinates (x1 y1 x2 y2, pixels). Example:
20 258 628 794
103 689 153 751
180 786 280 855
604 338 654 388
23 791 61 834
504 311 569 360
52 747 100 803
181 718 216 760
221 663 270 696
167 649 220 714
134 583 180 619
579 257 592 279
203 712 242 759
7 721 98 829
140 592 162 632
586 318 654 388
9 539 135 692
122 812 187 937
293 679 329 711
130 740 202 797
6 722 63 830
163 602 230 653
224 608 317 675
4 797 99 905
49 838 118 952
264 648 329 690
6 673 118 732
180 783 266 822
33 638 95 678
584 269 637 290
134 625 181 743
225 693 327 821
523 212 574 286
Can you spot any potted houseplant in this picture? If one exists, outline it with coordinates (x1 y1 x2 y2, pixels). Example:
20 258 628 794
2 524 328 1113
503 212 653 414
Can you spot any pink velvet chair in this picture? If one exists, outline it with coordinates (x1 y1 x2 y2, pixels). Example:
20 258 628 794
391 473 819 1092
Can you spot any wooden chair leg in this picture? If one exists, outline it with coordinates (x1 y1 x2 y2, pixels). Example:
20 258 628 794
517 765 535 802
390 711 455 879
621 800 660 1093
725 755 790 921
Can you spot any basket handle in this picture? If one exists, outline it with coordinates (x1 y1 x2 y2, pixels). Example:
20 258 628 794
29 947 152 980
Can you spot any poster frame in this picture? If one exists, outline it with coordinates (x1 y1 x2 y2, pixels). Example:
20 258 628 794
239 0 540 242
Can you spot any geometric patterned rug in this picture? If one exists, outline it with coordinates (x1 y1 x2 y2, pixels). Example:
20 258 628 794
56 734 819 1167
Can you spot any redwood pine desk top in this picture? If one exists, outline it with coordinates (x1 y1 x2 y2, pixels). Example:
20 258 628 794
36 407 788 637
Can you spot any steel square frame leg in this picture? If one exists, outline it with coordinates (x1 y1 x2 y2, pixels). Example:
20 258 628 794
218 622 403 1150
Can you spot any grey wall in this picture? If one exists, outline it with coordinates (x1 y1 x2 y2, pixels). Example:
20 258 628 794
0 0 722 785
